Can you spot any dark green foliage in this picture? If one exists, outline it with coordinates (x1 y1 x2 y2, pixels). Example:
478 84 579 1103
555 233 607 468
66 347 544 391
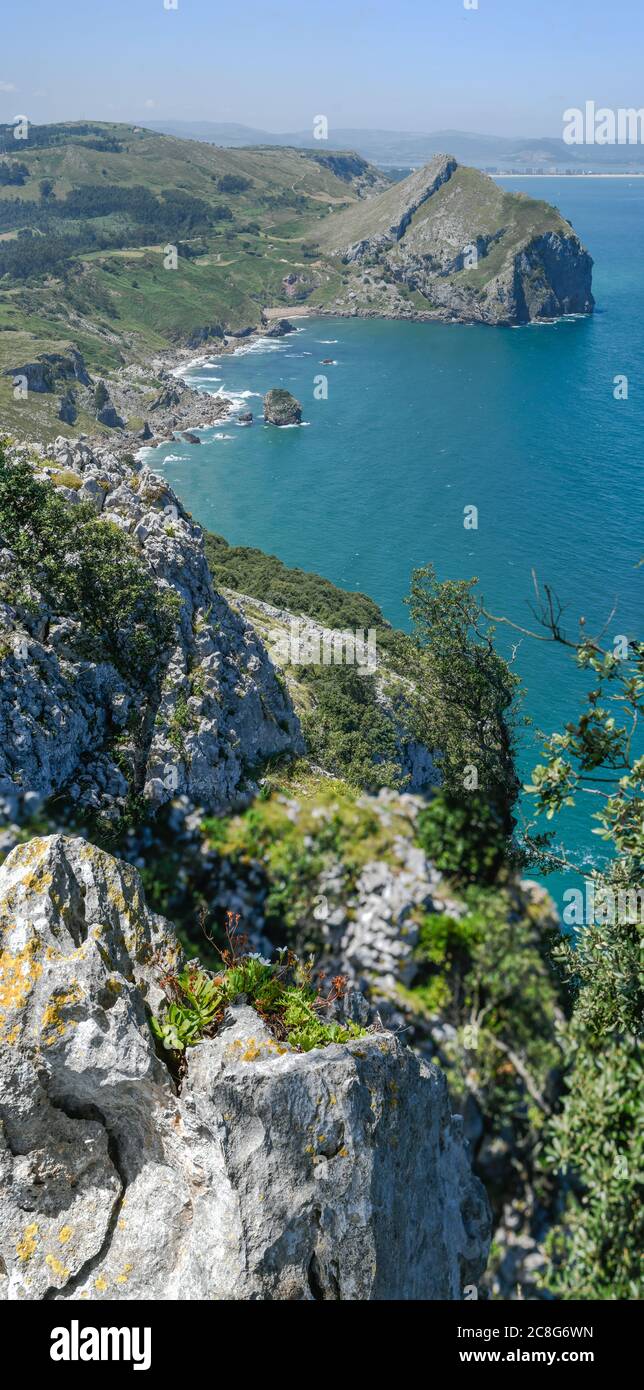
0 159 28 186
405 564 519 817
0 183 233 281
0 451 177 682
544 1036 643 1299
302 665 404 791
416 791 510 885
405 884 564 1134
216 174 252 194
517 594 644 1298
0 233 77 282
0 122 121 151
203 530 395 647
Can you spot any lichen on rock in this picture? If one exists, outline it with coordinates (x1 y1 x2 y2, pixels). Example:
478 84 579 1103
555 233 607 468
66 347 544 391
0 833 490 1300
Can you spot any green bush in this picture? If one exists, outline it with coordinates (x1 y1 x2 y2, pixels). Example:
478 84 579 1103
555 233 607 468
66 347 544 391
401 884 564 1138
0 451 178 683
405 564 519 816
544 1036 643 1299
302 664 405 792
416 791 510 885
151 946 365 1057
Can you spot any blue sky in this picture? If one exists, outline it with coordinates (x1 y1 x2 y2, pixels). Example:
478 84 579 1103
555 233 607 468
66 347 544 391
1 0 642 136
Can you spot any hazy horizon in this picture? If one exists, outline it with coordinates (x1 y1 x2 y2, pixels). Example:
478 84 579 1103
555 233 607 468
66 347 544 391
2 0 643 139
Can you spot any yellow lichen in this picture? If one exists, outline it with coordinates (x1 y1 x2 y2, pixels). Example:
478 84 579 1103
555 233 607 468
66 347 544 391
16 1223 38 1262
58 1226 73 1245
0 939 43 1040
41 983 83 1044
94 1275 108 1293
115 1263 133 1285
45 1253 70 1280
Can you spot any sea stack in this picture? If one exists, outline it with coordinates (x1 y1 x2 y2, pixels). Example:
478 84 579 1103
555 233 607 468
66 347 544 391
263 388 303 426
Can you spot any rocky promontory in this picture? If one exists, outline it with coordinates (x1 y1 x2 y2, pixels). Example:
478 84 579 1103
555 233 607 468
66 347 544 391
0 436 302 827
316 155 594 326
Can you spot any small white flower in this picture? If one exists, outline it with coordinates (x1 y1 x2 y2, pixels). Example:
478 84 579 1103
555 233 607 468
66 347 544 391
245 952 271 966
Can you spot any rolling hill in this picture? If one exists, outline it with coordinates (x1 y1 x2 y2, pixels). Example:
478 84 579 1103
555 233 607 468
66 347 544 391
0 122 387 435
0 124 593 439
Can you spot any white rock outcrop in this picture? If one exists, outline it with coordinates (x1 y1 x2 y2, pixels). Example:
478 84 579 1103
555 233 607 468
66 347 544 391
0 835 490 1300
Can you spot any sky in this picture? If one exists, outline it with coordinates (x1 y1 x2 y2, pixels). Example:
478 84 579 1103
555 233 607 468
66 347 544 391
1 0 643 138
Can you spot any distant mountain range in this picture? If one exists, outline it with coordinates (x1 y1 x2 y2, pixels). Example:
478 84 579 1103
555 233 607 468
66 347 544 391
146 121 644 171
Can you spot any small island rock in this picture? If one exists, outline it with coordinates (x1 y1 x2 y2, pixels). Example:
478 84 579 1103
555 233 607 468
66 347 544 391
263 388 303 426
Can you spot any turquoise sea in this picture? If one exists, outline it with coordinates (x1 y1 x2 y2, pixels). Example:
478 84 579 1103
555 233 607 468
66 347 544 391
150 178 644 913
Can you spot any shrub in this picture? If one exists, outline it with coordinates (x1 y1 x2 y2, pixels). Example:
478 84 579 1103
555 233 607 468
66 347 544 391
301 664 405 792
415 791 510 885
0 451 178 683
405 564 519 818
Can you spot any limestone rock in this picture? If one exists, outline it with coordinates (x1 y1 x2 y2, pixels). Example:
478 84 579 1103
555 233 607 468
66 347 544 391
0 834 490 1301
263 388 303 426
96 401 125 429
3 349 91 395
58 389 77 425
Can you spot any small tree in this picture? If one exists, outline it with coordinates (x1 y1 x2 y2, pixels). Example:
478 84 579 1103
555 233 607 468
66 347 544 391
487 578 644 1299
405 564 520 824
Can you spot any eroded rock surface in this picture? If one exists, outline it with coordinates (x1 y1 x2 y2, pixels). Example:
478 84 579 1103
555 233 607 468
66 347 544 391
0 834 490 1301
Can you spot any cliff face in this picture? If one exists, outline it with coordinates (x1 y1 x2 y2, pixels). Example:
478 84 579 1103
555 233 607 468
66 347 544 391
0 437 439 827
0 437 303 826
0 835 491 1301
316 157 594 325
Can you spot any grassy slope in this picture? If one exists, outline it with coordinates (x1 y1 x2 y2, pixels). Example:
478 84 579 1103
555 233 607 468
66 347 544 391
204 530 392 636
0 124 372 432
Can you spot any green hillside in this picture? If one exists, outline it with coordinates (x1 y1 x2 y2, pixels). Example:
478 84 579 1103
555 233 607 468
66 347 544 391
0 122 386 433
